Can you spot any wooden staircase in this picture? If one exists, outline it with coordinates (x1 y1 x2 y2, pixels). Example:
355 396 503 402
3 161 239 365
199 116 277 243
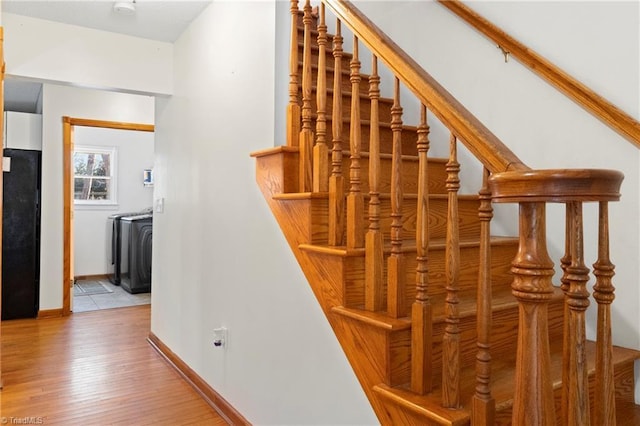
253 1 640 424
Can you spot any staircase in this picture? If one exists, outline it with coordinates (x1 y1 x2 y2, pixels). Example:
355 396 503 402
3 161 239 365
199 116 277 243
252 1 640 424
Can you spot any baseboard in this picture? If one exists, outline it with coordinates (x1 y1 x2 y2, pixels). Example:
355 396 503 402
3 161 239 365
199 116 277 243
147 332 250 425
74 274 109 281
37 308 64 319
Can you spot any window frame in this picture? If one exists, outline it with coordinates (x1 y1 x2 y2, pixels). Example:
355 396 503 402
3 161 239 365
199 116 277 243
73 145 118 206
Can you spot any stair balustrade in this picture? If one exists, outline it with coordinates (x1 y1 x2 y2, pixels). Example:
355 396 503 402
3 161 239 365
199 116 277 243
274 1 626 423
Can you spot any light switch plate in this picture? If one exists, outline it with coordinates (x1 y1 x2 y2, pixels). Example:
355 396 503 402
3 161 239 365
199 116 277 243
155 197 164 213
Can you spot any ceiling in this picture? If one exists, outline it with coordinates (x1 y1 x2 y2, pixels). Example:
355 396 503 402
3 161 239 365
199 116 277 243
2 0 212 113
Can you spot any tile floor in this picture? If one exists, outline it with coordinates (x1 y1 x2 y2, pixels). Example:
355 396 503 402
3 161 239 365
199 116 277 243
73 279 151 313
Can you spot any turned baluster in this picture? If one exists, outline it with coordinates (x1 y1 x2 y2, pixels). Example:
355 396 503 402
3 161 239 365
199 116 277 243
298 0 314 192
511 202 556 425
563 201 591 426
592 201 616 425
286 0 300 147
346 35 364 249
560 210 571 425
328 20 344 246
471 168 495 424
442 133 461 408
365 55 383 311
313 3 329 192
387 78 405 318
411 104 432 394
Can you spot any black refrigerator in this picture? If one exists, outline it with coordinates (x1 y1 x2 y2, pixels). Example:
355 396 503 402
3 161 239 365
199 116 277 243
2 148 42 320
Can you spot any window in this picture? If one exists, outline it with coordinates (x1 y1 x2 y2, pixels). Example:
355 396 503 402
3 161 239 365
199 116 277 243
74 146 117 205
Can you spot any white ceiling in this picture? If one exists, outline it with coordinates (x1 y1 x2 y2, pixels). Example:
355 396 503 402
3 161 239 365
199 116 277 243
2 0 212 113
2 0 212 43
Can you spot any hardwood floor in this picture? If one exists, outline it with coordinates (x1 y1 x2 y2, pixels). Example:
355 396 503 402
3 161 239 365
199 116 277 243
1 305 228 425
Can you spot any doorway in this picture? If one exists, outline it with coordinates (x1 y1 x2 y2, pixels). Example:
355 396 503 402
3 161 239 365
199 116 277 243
62 117 154 315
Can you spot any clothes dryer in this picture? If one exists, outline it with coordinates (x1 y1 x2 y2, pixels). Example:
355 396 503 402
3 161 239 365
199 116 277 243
119 214 153 294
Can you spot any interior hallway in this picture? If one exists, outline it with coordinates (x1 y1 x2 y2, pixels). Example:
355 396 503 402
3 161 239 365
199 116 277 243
0 305 228 425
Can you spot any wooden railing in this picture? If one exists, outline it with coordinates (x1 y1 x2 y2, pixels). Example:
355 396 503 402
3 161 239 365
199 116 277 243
489 170 623 425
438 0 640 150
287 1 624 423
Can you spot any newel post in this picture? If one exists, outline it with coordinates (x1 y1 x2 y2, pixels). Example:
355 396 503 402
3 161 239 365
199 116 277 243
510 202 556 425
489 168 624 426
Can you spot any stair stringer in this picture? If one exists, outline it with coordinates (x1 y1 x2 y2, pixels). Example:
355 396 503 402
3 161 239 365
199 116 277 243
253 146 457 425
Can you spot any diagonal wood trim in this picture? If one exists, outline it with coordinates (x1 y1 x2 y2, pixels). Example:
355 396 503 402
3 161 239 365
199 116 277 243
438 0 640 149
147 332 251 426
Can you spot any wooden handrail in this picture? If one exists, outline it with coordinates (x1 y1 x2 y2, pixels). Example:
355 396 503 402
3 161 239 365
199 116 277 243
323 0 528 175
439 0 640 149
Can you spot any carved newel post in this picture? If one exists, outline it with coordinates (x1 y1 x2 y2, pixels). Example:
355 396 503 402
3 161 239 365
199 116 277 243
510 202 556 425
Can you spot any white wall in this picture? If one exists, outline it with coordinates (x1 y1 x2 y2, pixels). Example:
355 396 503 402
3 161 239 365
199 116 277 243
73 127 154 276
4 112 42 150
354 0 640 398
3 13 172 96
151 1 377 424
40 84 154 310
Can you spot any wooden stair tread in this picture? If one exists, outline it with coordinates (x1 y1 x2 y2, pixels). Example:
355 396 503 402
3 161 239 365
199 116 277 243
273 191 478 201
318 115 419 132
377 338 640 421
332 306 411 331
252 146 449 163
374 383 470 425
300 235 518 257
249 145 298 158
332 286 563 331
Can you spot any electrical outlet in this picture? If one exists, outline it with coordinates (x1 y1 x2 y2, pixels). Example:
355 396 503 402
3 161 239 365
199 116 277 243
213 327 227 348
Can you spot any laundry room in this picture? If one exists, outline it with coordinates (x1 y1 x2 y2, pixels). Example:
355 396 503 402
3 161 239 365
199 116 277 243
72 124 154 312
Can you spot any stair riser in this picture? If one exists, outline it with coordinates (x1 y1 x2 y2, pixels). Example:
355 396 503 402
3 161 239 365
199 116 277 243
300 42 353 73
339 153 448 195
495 359 637 425
313 115 419 156
305 63 370 96
307 195 481 245
429 299 565 385
369 297 564 390
343 241 517 308
308 87 394 124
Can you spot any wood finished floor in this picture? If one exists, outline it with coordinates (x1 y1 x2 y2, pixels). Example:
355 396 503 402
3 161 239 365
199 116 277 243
1 305 228 425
